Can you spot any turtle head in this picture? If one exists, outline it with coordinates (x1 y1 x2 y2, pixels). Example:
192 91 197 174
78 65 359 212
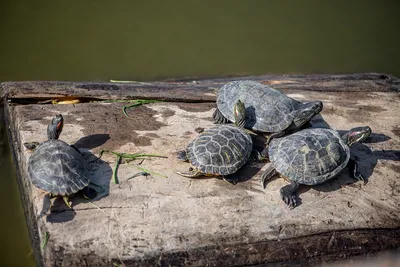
233 100 246 128
47 114 64 140
341 126 371 146
293 101 323 129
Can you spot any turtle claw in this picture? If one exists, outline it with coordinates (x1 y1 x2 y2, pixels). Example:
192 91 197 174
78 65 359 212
280 182 299 209
63 196 72 209
282 195 297 209
354 172 366 185
212 108 229 124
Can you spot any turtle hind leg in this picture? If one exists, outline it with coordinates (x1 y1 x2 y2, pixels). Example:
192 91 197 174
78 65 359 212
348 157 366 185
82 187 98 200
261 165 278 188
212 108 229 124
176 168 203 178
24 142 40 151
176 150 189 162
280 181 299 209
38 194 52 219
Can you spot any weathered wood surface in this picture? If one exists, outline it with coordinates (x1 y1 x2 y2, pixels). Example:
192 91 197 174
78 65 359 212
2 74 400 267
1 73 400 102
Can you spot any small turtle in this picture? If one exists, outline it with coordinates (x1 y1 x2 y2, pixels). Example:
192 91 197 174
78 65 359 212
176 100 253 183
213 80 323 144
261 126 371 208
24 114 96 216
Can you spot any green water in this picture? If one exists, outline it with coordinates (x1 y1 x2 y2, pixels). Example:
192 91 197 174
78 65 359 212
0 1 399 266
0 107 36 267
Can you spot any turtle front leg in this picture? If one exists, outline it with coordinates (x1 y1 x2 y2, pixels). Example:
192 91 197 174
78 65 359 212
280 181 299 209
266 130 285 145
250 148 268 162
176 168 203 178
262 131 286 157
258 147 270 160
261 165 278 188
212 108 229 124
348 156 366 185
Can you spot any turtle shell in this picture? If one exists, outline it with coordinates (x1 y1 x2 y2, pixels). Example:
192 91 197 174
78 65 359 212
27 139 90 195
268 128 350 185
186 125 252 176
216 80 300 132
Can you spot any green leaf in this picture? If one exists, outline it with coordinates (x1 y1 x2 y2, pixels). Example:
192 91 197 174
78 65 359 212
41 232 50 249
113 156 122 184
135 166 167 178
109 80 153 85
100 149 168 184
122 99 161 118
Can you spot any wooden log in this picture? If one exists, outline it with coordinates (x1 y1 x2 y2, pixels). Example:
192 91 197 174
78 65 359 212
2 73 400 267
1 73 399 103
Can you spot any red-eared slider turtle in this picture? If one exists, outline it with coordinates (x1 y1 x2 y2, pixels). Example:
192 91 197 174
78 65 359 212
24 114 92 216
176 100 253 183
261 126 371 209
213 80 323 144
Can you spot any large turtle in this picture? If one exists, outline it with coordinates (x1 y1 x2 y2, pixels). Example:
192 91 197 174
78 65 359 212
24 114 94 216
213 80 323 144
261 126 371 209
176 100 253 183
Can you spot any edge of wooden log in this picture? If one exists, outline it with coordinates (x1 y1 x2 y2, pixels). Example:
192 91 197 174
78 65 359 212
126 228 400 267
1 73 399 102
2 102 44 267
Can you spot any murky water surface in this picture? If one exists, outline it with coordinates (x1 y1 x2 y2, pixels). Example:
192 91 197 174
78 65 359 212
0 107 36 266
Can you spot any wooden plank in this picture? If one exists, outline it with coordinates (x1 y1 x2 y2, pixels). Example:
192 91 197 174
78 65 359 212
1 73 400 102
3 74 400 267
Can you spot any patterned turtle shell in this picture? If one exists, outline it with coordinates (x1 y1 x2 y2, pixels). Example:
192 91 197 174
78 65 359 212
28 139 90 195
217 80 301 132
186 125 252 175
268 128 350 185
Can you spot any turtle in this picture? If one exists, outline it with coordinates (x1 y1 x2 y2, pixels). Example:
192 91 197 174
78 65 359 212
261 126 372 209
213 80 323 146
24 114 96 217
176 100 253 183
